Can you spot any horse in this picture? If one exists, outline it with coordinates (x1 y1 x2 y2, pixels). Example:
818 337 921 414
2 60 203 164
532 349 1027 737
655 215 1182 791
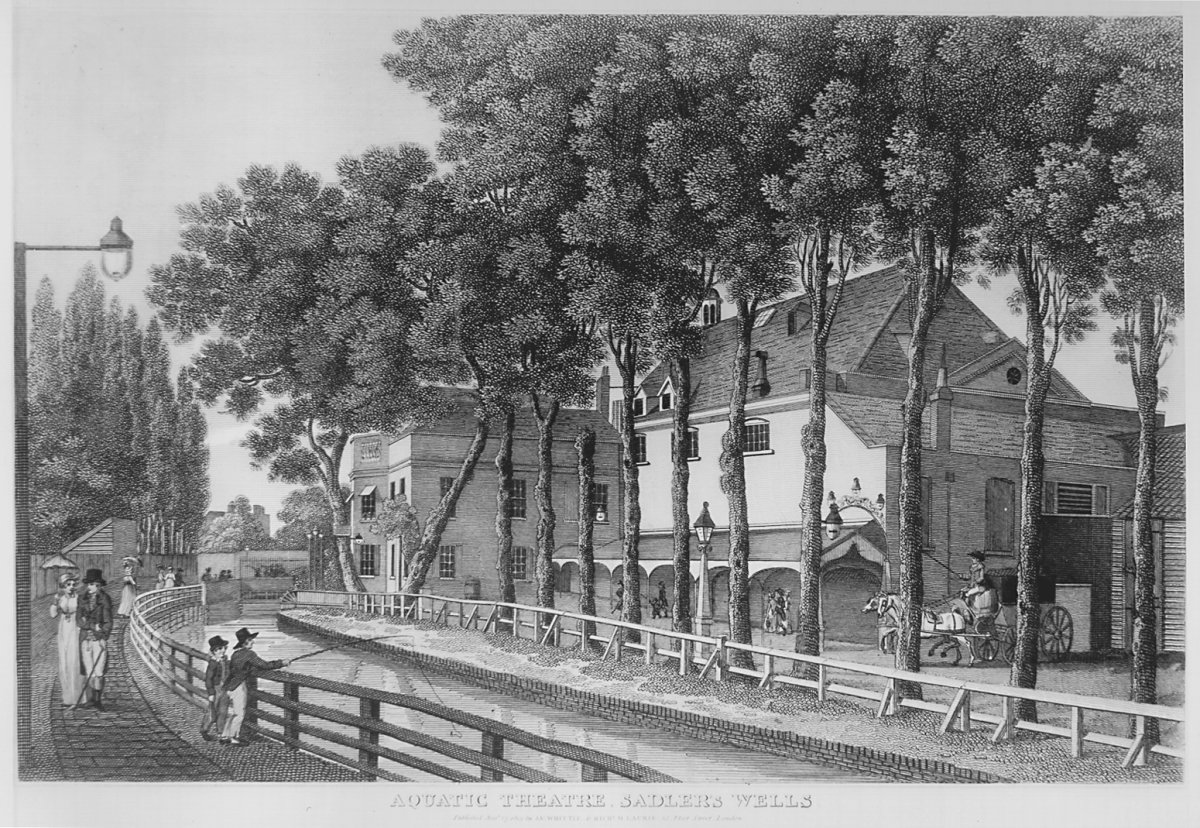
861 591 977 666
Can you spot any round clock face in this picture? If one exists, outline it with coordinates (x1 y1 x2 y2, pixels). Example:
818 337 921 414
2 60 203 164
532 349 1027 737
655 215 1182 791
1006 367 1022 385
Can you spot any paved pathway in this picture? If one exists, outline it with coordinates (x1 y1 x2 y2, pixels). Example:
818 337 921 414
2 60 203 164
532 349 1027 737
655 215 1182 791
26 589 357 782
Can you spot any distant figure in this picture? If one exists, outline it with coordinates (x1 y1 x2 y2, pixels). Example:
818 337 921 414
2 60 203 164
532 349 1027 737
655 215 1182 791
77 569 114 711
155 566 167 591
650 581 668 619
780 589 793 635
117 558 138 616
200 635 230 741
49 573 83 708
201 567 213 583
611 581 624 615
174 567 186 588
221 627 291 746
763 590 779 633
162 567 176 589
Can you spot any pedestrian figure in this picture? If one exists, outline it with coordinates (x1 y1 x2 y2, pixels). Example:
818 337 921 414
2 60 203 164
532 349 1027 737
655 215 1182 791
117 558 138 616
611 581 624 615
221 627 291 746
780 589 793 635
49 572 83 708
175 567 186 588
201 567 213 583
200 635 231 741
163 567 176 589
763 590 778 633
77 569 114 711
155 566 167 591
650 581 668 619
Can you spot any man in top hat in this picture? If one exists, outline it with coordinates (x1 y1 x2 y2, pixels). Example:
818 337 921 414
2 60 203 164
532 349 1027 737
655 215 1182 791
77 569 114 710
960 551 998 620
220 627 292 746
200 635 231 741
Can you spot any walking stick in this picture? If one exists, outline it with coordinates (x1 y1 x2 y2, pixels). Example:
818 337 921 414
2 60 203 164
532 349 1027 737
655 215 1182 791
73 637 109 709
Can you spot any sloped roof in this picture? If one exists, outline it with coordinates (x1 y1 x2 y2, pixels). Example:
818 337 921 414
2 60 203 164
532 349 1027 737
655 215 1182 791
949 338 1088 402
61 518 114 555
637 265 909 414
826 392 931 449
1114 425 1186 520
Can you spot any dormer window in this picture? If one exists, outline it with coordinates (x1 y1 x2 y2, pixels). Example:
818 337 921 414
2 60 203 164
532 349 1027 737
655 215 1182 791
658 379 674 411
632 395 645 417
700 289 722 327
752 308 776 328
660 391 672 410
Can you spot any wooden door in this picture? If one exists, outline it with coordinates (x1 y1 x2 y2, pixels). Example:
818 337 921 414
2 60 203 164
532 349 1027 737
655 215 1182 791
985 478 1015 553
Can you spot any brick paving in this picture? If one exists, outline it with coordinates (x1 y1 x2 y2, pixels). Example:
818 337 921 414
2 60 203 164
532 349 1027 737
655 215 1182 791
25 589 358 782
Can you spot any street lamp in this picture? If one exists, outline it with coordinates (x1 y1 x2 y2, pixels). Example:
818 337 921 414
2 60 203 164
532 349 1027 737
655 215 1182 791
14 218 133 763
693 501 716 636
823 501 844 540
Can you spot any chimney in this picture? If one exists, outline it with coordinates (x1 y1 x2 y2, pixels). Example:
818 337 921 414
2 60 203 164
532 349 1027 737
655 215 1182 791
253 505 264 516
227 501 236 514
751 351 771 397
595 366 610 416
931 366 953 451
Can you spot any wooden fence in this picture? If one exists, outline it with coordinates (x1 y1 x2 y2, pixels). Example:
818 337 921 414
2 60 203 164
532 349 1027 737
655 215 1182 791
127 586 675 783
287 589 1185 770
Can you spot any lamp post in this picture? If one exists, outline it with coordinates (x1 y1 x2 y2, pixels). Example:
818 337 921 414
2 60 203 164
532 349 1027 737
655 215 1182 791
693 501 716 637
14 218 134 763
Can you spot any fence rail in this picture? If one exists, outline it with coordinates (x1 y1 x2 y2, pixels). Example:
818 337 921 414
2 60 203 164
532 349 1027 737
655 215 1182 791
286 589 1184 769
127 586 674 783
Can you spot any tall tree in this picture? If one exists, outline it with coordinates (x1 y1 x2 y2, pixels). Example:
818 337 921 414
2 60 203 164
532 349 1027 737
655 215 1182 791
198 495 273 553
148 148 438 591
273 485 342 552
860 17 1032 691
576 426 599 649
1088 17 1183 742
760 20 889 662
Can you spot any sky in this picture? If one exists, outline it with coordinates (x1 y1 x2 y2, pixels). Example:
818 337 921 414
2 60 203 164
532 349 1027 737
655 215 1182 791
11 0 1187 527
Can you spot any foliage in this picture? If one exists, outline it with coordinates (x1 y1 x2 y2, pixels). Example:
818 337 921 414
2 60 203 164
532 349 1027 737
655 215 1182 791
197 495 273 553
28 270 209 553
272 485 346 550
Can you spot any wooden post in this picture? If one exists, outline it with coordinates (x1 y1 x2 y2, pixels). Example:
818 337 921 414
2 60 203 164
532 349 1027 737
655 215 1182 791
245 676 259 733
816 664 827 703
759 654 775 689
991 697 1016 743
284 682 300 748
1069 706 1084 758
715 635 727 682
581 763 608 782
481 732 504 781
644 633 655 665
678 639 689 676
512 608 521 639
533 611 543 643
580 618 589 653
359 697 381 779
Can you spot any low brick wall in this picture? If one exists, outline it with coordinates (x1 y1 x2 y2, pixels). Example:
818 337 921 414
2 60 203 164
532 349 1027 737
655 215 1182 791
279 613 1005 784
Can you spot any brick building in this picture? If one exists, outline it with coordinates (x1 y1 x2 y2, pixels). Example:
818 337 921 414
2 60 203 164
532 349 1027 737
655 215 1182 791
347 384 622 604
621 265 1147 650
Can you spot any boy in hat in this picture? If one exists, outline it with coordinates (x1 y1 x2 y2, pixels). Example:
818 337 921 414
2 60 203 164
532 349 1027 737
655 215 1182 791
220 627 292 746
200 635 231 741
77 569 114 710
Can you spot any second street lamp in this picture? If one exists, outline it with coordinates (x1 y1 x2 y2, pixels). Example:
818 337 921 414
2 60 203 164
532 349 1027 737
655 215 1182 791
693 501 716 636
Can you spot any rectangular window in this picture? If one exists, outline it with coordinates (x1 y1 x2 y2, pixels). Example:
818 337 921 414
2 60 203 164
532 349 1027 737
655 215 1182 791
922 477 934 547
673 428 701 460
510 479 527 519
660 391 673 410
359 544 377 577
389 543 397 579
389 481 396 500
440 477 457 518
633 433 647 464
787 311 796 336
1045 481 1109 516
399 477 406 497
512 546 529 581
632 397 645 417
985 478 1015 552
361 490 376 520
743 420 771 453
593 483 610 522
438 545 456 579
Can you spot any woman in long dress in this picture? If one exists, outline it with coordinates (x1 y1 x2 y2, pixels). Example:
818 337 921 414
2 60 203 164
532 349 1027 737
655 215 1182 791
117 561 138 616
49 573 84 707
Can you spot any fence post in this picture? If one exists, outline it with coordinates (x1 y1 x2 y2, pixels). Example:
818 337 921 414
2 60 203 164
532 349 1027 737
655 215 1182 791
1069 706 1084 758
816 664 827 702
645 633 655 665
512 608 521 639
284 681 300 748
715 635 727 682
359 697 381 779
245 676 259 734
678 639 689 676
481 731 504 781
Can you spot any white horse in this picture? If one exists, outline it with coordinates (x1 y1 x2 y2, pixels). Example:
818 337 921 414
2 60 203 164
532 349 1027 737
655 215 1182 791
862 592 977 666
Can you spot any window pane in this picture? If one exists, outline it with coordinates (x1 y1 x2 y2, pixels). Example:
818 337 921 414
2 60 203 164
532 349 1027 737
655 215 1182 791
438 545 456 579
743 421 770 453
592 483 609 521
633 433 647 463
360 544 376 577
361 492 376 520
512 546 528 581
661 392 672 410
510 479 527 519
687 429 699 459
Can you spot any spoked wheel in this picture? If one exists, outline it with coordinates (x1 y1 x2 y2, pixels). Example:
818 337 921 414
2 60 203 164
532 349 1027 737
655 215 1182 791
998 623 1017 665
1040 606 1074 661
970 616 999 663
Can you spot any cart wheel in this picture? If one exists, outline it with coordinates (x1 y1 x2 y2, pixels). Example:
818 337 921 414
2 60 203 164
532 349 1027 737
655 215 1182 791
1040 606 1073 661
999 624 1016 665
971 616 999 663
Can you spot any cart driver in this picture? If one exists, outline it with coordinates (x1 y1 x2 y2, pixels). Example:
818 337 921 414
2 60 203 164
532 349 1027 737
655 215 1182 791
960 551 998 620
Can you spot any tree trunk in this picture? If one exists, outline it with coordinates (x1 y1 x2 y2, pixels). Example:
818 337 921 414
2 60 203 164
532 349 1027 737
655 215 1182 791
613 336 643 639
1012 245 1048 722
669 357 693 635
1130 296 1160 743
495 410 516 609
576 427 598 651
797 330 828 665
533 396 560 609
719 298 754 669
403 413 490 593
895 229 939 698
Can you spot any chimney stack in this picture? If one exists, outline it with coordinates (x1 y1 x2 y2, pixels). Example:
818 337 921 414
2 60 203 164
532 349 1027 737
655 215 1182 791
595 366 611 417
931 369 953 451
751 351 771 398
